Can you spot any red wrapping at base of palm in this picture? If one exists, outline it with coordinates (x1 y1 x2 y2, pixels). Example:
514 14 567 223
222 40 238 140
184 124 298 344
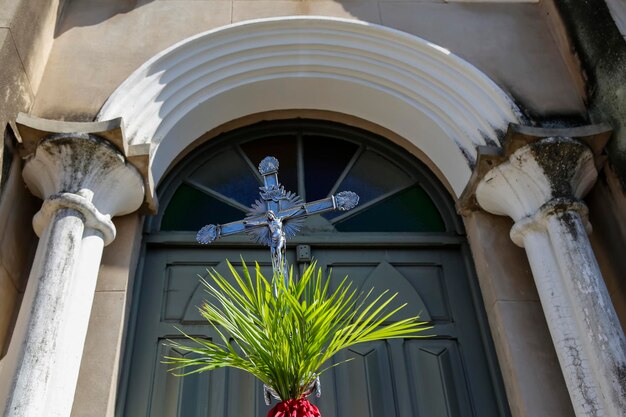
267 398 321 417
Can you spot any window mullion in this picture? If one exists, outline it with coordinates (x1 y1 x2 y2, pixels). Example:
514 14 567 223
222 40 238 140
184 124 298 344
328 145 364 197
297 131 305 199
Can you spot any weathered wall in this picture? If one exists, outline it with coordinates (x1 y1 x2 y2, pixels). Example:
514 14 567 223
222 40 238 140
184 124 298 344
32 0 586 122
551 0 626 335
605 0 626 36
0 0 66 171
0 0 65 356
0 157 38 357
555 0 626 182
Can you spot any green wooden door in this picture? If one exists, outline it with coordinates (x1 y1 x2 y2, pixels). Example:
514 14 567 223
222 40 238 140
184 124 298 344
119 120 509 417
122 244 503 417
124 248 276 417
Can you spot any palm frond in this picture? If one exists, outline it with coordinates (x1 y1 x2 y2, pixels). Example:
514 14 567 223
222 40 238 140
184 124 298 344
164 260 432 401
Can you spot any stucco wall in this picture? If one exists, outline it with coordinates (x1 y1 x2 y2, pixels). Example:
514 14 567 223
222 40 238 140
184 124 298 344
31 0 586 122
0 0 65 357
70 213 143 417
0 0 65 165
605 0 626 36
555 0 626 185
463 211 574 417
0 157 38 357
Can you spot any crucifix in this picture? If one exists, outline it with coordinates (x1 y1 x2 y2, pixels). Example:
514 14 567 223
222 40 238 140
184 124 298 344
196 156 359 282
196 155 358 404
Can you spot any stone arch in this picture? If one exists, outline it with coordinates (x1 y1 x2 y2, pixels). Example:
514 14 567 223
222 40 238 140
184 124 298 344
96 16 522 197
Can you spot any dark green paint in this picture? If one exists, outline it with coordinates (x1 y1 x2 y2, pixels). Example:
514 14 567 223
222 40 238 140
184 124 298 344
123 246 504 417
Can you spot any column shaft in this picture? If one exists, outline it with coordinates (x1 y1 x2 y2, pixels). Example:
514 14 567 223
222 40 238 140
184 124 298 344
49 229 105 417
523 230 602 416
546 209 626 416
4 209 87 417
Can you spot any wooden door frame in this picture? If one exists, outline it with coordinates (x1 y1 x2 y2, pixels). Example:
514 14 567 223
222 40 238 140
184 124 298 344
116 119 510 417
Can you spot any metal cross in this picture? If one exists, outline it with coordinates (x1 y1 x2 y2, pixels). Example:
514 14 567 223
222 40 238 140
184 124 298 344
196 156 359 281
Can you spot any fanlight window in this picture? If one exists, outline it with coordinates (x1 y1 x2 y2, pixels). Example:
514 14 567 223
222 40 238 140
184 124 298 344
159 121 449 234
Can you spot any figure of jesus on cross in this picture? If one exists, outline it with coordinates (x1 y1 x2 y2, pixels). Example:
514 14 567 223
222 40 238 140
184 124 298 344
196 156 359 282
243 210 291 279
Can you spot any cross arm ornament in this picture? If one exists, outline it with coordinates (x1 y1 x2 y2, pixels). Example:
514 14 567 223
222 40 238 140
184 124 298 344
196 191 359 244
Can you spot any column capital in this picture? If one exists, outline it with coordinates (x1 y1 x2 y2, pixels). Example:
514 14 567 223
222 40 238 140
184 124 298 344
15 113 156 214
459 123 611 223
509 197 589 247
16 115 153 241
477 135 595 218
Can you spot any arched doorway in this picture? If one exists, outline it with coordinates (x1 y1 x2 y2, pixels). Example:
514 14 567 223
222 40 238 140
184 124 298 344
119 119 509 417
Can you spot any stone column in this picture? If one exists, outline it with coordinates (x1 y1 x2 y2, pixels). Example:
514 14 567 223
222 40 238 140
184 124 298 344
468 126 626 417
0 116 150 417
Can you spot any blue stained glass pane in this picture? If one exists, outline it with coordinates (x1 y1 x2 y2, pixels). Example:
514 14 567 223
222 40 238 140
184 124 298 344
325 150 412 220
161 184 246 231
335 186 445 232
241 135 298 193
303 135 358 201
188 148 259 207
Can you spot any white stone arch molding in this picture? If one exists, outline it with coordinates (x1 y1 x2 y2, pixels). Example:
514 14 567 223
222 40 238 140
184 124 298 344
97 16 522 198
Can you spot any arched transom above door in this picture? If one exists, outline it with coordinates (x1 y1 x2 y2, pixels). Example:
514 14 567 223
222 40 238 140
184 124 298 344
155 120 458 235
97 17 522 197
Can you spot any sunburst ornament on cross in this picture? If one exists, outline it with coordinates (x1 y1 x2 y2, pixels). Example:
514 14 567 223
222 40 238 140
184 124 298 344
196 156 359 281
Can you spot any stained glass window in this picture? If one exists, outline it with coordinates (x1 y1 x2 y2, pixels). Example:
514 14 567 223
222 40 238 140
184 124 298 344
302 135 358 201
161 184 246 231
158 121 448 234
335 186 445 232
187 148 259 206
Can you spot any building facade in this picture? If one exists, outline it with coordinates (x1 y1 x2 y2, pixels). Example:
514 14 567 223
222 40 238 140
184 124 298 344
0 1 626 417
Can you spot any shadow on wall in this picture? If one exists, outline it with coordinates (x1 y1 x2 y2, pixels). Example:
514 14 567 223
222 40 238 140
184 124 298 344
39 0 384 122
55 0 139 37
54 0 381 37
0 127 39 359
42 0 589 124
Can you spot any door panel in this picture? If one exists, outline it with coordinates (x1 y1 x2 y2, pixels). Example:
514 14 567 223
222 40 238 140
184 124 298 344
123 245 501 417
153 342 263 417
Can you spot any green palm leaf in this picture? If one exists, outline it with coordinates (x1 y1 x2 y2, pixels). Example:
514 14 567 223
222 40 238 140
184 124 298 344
165 260 432 401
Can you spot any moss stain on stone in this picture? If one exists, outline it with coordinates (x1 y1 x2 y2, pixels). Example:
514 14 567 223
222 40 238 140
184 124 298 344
560 210 581 240
555 0 626 188
529 138 585 198
39 133 126 196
